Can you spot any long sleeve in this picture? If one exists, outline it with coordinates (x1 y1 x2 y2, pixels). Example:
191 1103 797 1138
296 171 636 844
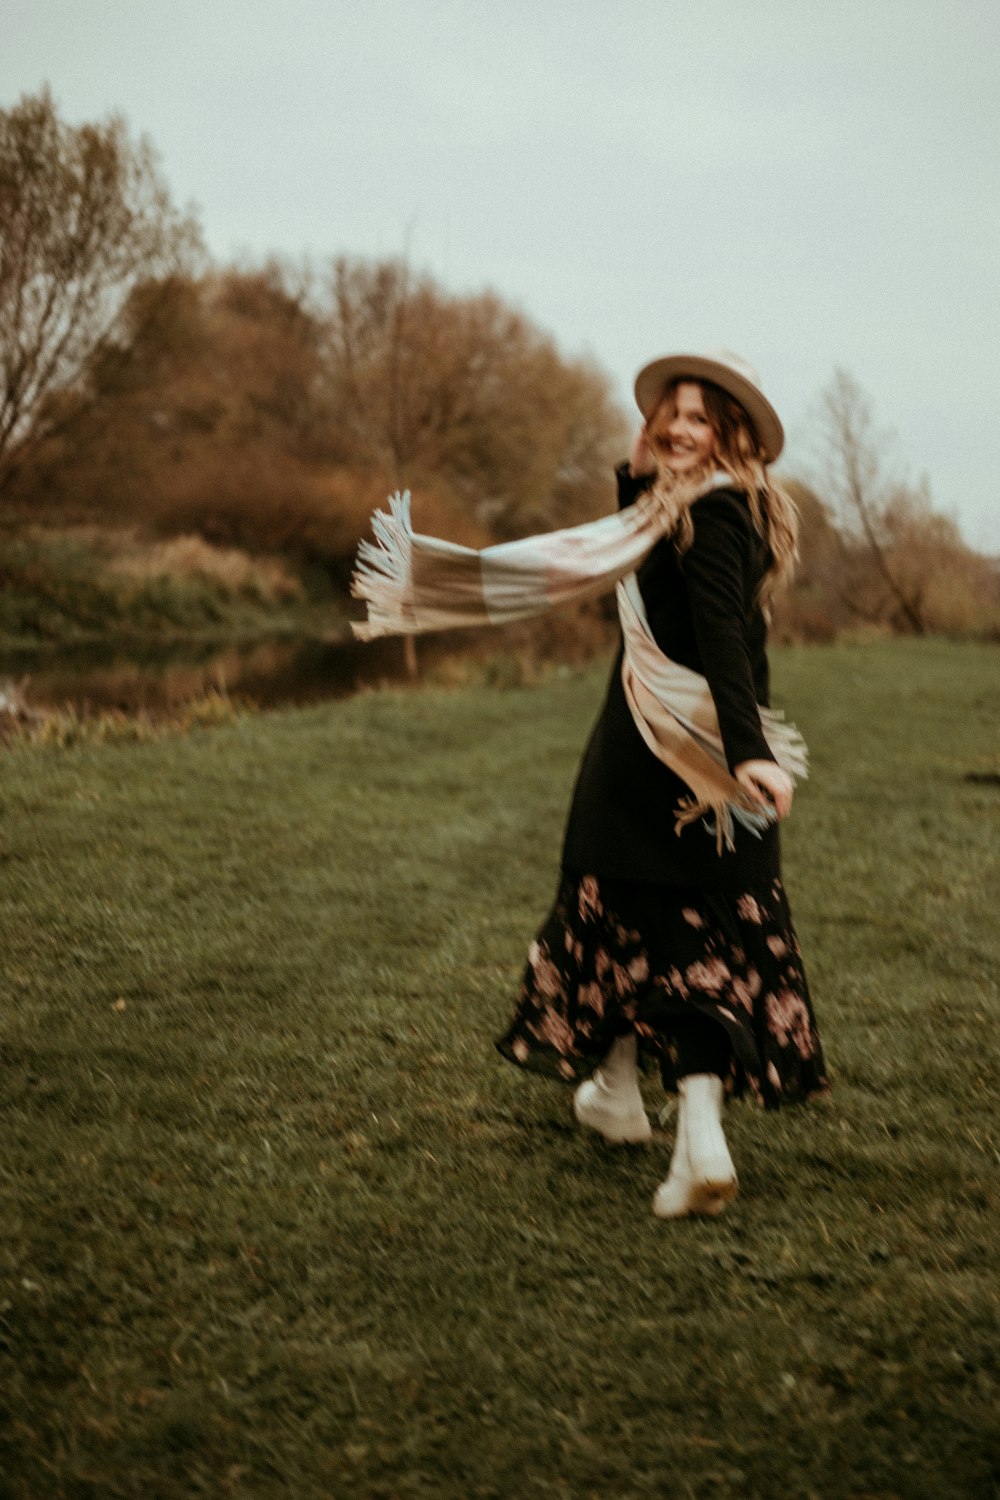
680 495 775 771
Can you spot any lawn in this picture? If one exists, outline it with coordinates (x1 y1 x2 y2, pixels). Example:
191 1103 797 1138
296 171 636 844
1 638 998 1499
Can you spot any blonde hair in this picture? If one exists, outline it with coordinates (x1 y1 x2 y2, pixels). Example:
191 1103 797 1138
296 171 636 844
647 378 799 610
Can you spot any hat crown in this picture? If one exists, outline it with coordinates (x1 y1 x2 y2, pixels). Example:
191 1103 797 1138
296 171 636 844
699 348 763 391
633 348 784 463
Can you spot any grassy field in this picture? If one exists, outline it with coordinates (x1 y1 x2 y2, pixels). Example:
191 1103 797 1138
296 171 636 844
1 638 998 1499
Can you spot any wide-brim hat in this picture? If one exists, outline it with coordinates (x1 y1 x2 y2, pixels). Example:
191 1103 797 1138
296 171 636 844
633 348 784 463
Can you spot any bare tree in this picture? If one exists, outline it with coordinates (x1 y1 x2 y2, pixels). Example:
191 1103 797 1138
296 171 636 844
318 255 628 537
817 369 927 633
0 88 200 493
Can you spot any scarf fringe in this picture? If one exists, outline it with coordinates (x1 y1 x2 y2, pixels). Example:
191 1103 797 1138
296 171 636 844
672 713 807 857
350 491 414 641
674 795 778 855
761 706 809 780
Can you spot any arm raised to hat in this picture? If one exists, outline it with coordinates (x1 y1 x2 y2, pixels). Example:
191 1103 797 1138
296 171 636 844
628 424 657 480
614 426 658 512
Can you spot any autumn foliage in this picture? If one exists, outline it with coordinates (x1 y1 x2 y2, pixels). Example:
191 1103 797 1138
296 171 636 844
1 90 997 646
9 257 627 572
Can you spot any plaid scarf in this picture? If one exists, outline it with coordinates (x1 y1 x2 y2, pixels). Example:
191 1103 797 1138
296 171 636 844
351 478 807 851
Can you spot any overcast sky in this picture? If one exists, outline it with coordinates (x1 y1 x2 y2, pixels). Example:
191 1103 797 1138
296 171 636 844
5 0 998 548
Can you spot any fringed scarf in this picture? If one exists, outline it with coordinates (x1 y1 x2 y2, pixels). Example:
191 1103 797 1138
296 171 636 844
351 475 807 851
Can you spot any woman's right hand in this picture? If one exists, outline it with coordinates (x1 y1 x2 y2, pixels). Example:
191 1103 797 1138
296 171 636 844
734 759 794 820
629 424 657 478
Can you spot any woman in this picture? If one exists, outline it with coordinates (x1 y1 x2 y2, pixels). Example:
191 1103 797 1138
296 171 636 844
495 350 828 1219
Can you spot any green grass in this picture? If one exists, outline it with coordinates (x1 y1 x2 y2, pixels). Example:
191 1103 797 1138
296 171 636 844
1 638 998 1499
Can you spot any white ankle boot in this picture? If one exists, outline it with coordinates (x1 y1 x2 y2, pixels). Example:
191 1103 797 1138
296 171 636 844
652 1073 738 1218
573 1033 652 1144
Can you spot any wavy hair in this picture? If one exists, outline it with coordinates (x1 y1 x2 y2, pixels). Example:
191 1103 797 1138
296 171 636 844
647 378 799 610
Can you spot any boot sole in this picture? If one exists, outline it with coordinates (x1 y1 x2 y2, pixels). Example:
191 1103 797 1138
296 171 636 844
652 1176 738 1219
692 1175 739 1207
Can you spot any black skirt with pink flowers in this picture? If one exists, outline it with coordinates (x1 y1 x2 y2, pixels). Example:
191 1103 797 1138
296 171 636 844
495 873 828 1108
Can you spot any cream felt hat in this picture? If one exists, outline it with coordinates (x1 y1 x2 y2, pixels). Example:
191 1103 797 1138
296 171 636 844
634 349 784 463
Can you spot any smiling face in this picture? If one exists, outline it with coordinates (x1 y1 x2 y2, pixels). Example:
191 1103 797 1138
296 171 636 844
647 380 717 476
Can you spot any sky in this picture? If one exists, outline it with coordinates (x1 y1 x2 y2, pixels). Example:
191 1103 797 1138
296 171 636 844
4 0 999 549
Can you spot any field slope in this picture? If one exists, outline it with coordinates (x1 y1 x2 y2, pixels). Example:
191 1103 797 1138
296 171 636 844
1 638 998 1499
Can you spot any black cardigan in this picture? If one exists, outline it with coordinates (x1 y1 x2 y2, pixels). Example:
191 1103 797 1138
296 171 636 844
561 465 781 891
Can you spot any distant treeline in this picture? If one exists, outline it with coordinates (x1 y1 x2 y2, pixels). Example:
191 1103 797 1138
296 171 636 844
6 261 627 574
2 88 997 646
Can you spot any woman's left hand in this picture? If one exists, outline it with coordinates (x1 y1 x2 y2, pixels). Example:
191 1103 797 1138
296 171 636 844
734 759 794 820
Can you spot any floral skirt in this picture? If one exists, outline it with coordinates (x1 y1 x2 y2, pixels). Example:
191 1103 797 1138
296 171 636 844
495 873 829 1108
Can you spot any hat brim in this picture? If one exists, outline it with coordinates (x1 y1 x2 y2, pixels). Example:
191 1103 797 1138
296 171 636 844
634 354 784 464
